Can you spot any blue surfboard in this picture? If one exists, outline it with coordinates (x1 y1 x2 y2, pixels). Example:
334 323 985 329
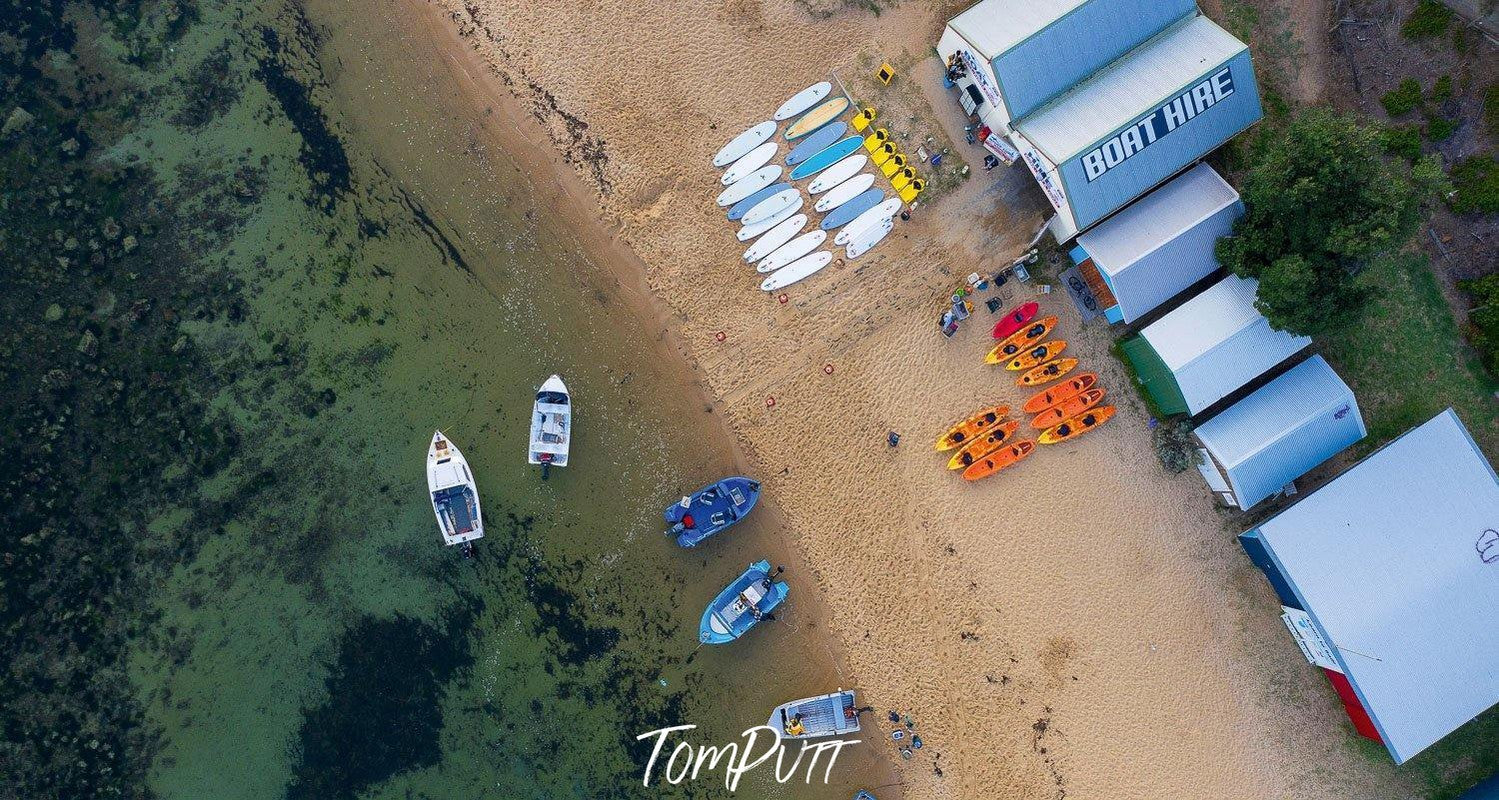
820 189 884 230
785 122 848 167
728 182 793 221
789 137 861 181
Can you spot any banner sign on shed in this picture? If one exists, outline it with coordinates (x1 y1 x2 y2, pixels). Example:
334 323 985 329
1281 606 1342 673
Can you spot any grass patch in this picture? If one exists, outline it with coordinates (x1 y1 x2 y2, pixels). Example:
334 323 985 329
1381 78 1423 117
1401 0 1455 39
1402 706 1499 800
1449 155 1499 214
1108 339 1169 421
1319 252 1498 459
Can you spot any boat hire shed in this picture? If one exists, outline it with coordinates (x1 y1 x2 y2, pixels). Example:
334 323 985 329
1070 163 1241 324
938 0 1196 139
1192 355 1365 509
1010 12 1262 241
1120 275 1310 416
1238 409 1499 763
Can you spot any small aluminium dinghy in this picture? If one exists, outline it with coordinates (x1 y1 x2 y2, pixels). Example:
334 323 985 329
528 374 571 477
427 431 483 552
769 690 862 739
699 559 788 644
665 476 761 547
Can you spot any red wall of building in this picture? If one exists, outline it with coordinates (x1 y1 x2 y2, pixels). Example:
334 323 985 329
1323 668 1382 742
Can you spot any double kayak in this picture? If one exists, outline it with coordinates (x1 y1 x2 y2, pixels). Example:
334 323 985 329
1017 357 1079 387
991 301 1040 340
1031 388 1107 429
1022 373 1099 414
1004 340 1067 372
984 315 1057 364
935 404 1010 451
947 419 1019 471
962 440 1036 481
666 477 761 547
1038 406 1117 445
699 559 788 644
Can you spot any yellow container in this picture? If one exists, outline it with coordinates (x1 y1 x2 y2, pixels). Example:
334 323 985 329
871 142 897 166
898 178 926 203
880 154 907 177
892 168 917 190
861 128 889 152
852 107 877 132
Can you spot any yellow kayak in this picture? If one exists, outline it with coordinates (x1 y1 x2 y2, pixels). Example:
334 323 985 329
935 404 1010 451
1038 406 1116 444
984 315 1057 364
1016 357 1079 387
946 420 1020 470
1005 340 1068 372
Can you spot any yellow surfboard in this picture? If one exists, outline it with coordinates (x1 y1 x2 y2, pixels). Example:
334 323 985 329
786 98 851 140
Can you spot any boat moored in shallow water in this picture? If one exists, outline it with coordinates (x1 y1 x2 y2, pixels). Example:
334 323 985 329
769 690 862 739
528 374 571 475
699 559 788 644
427 431 483 550
664 476 761 547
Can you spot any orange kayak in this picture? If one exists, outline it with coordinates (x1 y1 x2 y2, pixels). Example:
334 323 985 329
1016 357 1079 387
946 419 1019 470
1005 340 1067 371
1038 405 1116 445
1030 388 1107 429
1022 373 1098 414
984 315 1057 364
934 404 1010 451
962 440 1036 481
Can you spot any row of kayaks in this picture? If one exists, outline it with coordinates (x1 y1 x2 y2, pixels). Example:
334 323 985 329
714 82 907 293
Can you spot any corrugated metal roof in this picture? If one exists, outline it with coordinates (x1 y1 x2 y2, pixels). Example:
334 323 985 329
948 0 1088 59
1141 275 1311 414
1015 14 1248 162
1079 164 1238 275
1251 409 1499 763
1195 356 1365 508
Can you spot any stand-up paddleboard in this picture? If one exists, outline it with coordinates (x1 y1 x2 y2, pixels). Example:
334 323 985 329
743 214 807 262
814 174 875 212
845 217 894 259
785 122 847 167
727 181 792 221
714 121 776 168
742 187 801 226
808 154 868 194
716 166 782 207
757 229 826 273
834 197 902 243
789 137 862 181
738 198 803 241
722 142 779 186
819 189 884 231
760 251 833 291
773 81 833 122
785 98 850 140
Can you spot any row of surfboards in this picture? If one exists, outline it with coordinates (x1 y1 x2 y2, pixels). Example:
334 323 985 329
712 81 902 292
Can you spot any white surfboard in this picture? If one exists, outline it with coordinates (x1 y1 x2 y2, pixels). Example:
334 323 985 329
743 214 807 263
714 121 776 168
741 188 801 227
845 217 894 259
760 251 833 291
722 142 779 186
773 82 833 122
716 165 782 207
807 154 868 194
737 198 803 242
757 230 827 273
815 174 876 212
834 197 903 246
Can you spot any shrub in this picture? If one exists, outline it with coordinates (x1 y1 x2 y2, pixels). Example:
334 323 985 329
1431 74 1455 104
1381 124 1423 160
1153 419 1199 474
1381 78 1423 117
1485 83 1499 137
1450 155 1499 214
1458 274 1499 374
1401 0 1454 39
1426 112 1459 141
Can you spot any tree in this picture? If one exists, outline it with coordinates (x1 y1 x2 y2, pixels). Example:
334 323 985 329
1216 108 1446 336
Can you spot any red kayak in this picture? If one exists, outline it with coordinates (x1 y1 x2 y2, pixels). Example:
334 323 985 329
991 301 1040 340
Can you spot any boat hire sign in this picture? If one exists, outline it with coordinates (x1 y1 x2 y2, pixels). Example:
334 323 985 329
1081 66 1237 183
1280 606 1342 673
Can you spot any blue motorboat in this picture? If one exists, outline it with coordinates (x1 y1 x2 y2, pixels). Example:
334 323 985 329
853 792 878 800
664 476 761 547
698 560 788 645
768 690 862 739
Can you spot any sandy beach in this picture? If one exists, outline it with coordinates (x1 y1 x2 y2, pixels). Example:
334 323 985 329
413 0 1418 796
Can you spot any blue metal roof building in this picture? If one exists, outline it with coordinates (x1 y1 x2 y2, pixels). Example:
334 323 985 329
1120 275 1311 416
1070 163 1241 323
1010 13 1263 240
937 0 1195 136
1239 409 1499 763
1192 356 1365 509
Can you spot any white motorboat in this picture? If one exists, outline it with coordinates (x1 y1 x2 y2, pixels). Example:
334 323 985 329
528 374 571 474
427 431 483 547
